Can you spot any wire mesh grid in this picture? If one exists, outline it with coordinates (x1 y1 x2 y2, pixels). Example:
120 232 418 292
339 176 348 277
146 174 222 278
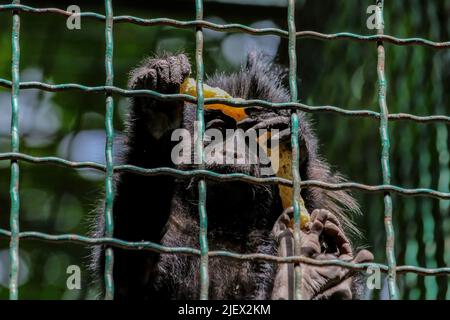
0 0 449 300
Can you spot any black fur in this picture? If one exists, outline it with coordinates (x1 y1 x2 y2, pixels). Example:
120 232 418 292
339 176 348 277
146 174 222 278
90 52 360 299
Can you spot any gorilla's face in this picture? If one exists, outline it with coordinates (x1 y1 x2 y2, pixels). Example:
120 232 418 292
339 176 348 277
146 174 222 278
176 107 281 231
179 106 269 177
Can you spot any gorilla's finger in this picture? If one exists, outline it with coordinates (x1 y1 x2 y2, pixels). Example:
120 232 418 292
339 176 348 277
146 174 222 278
310 209 328 224
309 209 328 236
167 56 182 84
341 243 352 256
176 54 191 78
300 232 322 257
272 207 295 237
353 249 374 264
323 221 352 255
155 60 170 92
322 211 341 228
313 277 353 300
313 253 354 281
279 207 294 227
282 206 294 218
310 209 318 222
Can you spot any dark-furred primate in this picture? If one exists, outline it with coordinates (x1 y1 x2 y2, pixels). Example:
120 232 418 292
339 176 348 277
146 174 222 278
91 53 373 300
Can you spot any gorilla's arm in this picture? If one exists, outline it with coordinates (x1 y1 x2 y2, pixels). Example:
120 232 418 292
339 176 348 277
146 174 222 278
115 53 191 238
92 54 191 299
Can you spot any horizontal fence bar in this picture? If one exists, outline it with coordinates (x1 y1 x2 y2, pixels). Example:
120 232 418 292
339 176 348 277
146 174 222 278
0 79 448 124
0 228 449 276
0 152 449 199
0 4 449 49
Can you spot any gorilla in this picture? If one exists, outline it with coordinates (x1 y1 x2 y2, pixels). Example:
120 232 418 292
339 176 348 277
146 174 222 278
91 52 373 300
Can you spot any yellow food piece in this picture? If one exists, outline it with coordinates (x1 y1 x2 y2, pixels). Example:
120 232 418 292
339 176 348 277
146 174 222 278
286 202 310 230
180 78 247 122
277 142 310 229
256 133 310 229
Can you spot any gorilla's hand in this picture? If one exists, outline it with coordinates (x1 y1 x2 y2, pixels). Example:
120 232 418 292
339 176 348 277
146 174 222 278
128 54 191 140
129 53 191 93
272 208 374 300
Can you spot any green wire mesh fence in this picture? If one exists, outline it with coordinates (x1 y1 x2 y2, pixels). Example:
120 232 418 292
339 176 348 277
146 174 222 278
0 0 450 300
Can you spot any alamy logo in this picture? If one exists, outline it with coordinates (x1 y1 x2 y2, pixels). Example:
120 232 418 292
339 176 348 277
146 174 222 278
66 265 81 290
366 265 381 290
366 5 383 30
66 5 81 30
171 123 281 176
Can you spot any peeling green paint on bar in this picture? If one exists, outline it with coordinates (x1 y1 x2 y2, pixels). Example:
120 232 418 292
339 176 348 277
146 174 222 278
291 114 303 300
9 0 21 301
376 0 399 300
104 0 115 300
287 0 303 301
195 0 210 300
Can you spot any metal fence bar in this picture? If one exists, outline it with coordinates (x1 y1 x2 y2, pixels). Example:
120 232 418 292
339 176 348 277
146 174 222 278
1 4 450 49
1 152 450 200
194 0 210 300
376 0 399 300
8 0 21 301
103 0 115 300
1 79 448 124
0 228 449 277
287 0 303 300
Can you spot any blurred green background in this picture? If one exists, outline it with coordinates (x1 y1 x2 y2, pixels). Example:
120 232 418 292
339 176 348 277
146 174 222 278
0 0 448 299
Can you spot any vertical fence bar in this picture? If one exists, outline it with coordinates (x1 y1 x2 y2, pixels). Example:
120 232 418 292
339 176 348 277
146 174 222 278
103 0 115 300
287 0 303 300
436 125 450 299
194 0 209 300
376 0 399 299
8 0 21 301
